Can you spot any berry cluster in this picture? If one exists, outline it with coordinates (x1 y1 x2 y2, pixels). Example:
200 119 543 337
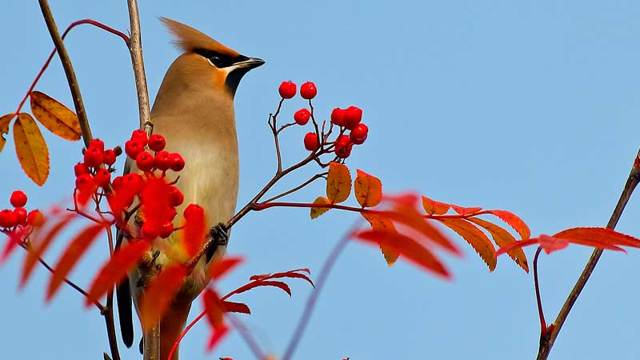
0 191 44 230
74 138 122 192
124 130 185 173
278 81 369 159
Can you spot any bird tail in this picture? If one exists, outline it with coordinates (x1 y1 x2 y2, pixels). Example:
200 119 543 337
160 300 192 360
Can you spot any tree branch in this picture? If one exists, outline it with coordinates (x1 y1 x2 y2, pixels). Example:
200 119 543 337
536 150 640 359
127 0 152 133
37 0 93 146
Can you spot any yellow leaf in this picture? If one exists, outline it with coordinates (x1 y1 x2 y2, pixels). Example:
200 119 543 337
354 169 382 208
439 218 496 271
326 162 351 204
468 217 529 272
362 213 399 265
30 91 81 141
13 113 49 186
422 196 450 215
0 113 14 152
310 196 331 219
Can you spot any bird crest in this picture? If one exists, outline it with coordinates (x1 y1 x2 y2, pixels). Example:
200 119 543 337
160 17 240 58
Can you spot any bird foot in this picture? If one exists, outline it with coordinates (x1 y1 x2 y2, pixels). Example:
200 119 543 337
206 223 229 261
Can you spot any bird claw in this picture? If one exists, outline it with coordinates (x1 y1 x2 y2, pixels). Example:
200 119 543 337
206 223 229 261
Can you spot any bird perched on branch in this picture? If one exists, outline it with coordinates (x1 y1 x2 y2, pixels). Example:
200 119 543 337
116 17 264 359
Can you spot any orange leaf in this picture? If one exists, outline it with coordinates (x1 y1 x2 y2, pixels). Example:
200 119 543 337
354 169 382 208
468 217 528 272
21 214 75 287
326 162 351 204
553 227 640 249
140 264 187 331
232 280 292 296
46 223 105 301
486 210 531 240
13 113 49 186
222 301 251 314
355 229 450 279
439 218 496 271
0 113 14 152
249 269 315 287
362 212 399 265
85 240 150 306
210 256 243 280
310 196 331 219
29 91 81 141
421 196 450 215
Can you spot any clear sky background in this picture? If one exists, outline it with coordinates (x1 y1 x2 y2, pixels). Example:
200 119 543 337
1 1 640 359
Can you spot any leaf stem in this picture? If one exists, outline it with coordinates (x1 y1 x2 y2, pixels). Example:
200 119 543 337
536 150 640 360
532 247 546 335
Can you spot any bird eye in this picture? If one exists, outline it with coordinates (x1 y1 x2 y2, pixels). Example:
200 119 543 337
208 54 231 68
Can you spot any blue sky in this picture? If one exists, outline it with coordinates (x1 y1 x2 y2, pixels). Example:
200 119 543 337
2 1 640 359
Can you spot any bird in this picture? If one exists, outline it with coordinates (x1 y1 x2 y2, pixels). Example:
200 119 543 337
116 17 264 360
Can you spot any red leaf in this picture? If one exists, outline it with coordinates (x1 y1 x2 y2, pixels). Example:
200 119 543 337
21 214 75 287
538 235 570 254
222 301 251 314
553 227 640 249
203 288 230 351
1 226 30 263
485 210 531 240
249 269 315 287
421 196 450 215
496 239 540 256
210 256 243 280
140 264 187 331
181 203 205 257
354 229 450 279
46 223 105 301
207 323 229 351
451 205 482 216
381 207 460 255
468 217 529 272
85 240 150 306
232 280 292 296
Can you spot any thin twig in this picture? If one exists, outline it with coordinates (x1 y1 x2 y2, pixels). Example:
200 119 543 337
536 150 640 360
282 225 356 360
262 172 328 204
37 0 93 146
127 0 152 133
532 247 546 335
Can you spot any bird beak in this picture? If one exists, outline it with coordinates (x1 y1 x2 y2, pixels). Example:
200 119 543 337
234 57 265 70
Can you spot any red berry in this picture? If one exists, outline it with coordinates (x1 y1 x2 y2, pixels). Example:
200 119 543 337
136 151 155 172
94 168 112 188
300 81 317 99
148 134 166 152
344 106 363 130
74 162 89 177
350 123 369 145
14 207 27 225
168 186 184 207
0 209 17 228
112 176 124 190
125 139 144 159
131 129 148 145
294 109 311 125
10 190 28 208
88 139 105 152
304 132 320 151
84 147 104 168
123 173 144 194
75 174 95 189
154 151 172 171
27 210 45 226
103 149 117 166
278 81 297 99
334 135 353 158
159 222 174 238
184 204 204 220
141 222 160 239
331 108 347 127
169 153 185 171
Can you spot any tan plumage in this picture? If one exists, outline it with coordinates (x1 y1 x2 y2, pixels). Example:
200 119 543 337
117 17 264 360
